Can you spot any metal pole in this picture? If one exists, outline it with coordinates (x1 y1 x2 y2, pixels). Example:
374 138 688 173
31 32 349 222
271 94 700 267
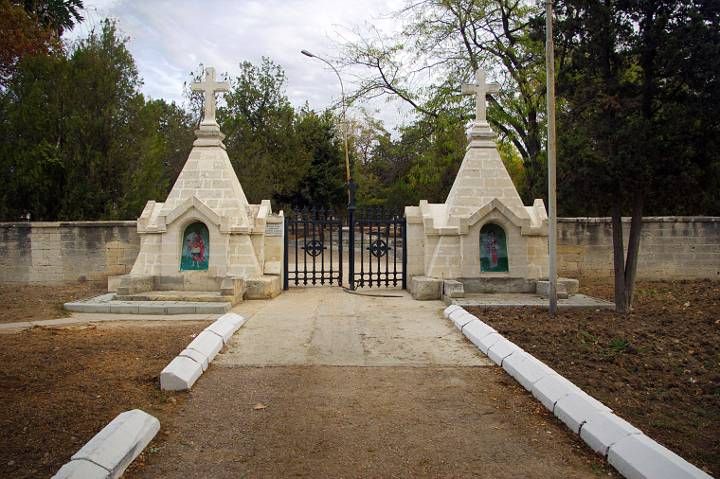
300 50 351 184
545 0 558 316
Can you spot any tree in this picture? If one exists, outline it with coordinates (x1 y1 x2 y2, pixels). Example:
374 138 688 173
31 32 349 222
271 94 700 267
219 58 311 207
555 0 720 312
342 0 547 201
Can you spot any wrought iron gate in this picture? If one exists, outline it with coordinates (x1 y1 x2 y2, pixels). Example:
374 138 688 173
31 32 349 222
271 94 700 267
283 205 406 290
284 209 343 288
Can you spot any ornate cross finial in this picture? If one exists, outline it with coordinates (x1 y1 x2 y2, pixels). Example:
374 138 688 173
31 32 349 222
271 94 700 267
461 68 500 124
191 67 230 126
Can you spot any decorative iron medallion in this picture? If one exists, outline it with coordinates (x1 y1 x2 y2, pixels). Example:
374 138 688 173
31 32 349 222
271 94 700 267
368 239 389 258
303 239 325 257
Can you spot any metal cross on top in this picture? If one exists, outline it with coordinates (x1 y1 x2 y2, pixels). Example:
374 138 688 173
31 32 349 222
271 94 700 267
461 68 500 123
191 67 230 125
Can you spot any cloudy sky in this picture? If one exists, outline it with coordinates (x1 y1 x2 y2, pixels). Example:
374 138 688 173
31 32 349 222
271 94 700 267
67 0 409 129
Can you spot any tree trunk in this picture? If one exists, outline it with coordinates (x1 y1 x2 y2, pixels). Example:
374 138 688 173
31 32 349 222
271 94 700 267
611 205 627 313
624 194 644 309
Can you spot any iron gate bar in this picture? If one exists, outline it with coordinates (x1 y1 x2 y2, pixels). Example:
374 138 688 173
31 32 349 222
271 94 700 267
283 188 405 290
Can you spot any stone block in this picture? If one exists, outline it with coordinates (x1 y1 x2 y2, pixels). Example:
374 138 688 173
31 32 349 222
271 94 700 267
52 459 109 479
532 374 580 412
448 309 476 330
501 351 552 392
477 331 502 354
486 337 522 366
160 356 203 390
443 304 462 319
220 277 245 304
536 280 569 299
107 275 123 293
559 277 580 295
264 260 282 275
216 312 246 329
580 411 642 456
459 277 536 294
136 304 167 314
194 303 232 314
462 320 497 348
109 304 139 314
410 276 442 300
204 318 242 344
245 275 281 299
554 392 612 434
442 279 465 299
116 275 153 295
164 304 197 314
64 302 110 313
178 348 208 371
186 330 224 362
68 409 159 478
608 434 712 479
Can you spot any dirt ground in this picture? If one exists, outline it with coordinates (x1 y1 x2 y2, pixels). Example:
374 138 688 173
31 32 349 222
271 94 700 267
0 322 207 478
470 280 720 477
0 282 106 323
127 366 615 479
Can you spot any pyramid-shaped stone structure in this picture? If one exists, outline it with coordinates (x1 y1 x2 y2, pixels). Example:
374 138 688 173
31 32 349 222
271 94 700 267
117 67 283 300
405 69 549 297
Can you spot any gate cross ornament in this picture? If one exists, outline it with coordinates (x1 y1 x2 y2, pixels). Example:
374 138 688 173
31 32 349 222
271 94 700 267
191 67 230 126
461 69 500 124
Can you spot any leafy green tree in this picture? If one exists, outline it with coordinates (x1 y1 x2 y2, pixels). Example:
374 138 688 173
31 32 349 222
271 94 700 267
342 0 546 201
218 58 311 207
555 0 720 311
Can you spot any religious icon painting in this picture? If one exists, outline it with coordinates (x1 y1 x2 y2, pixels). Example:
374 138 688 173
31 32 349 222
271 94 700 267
181 222 210 271
480 223 509 273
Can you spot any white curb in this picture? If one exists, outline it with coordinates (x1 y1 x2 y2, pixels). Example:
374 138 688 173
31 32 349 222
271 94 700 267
445 306 712 479
160 312 246 391
52 409 159 479
462 320 496 346
608 434 712 479
486 337 522 366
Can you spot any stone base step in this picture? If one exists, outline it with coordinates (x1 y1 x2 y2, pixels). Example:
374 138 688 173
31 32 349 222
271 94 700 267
116 290 235 303
64 293 232 314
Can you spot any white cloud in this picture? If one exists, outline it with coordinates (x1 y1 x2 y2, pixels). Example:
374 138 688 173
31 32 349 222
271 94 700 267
67 0 410 130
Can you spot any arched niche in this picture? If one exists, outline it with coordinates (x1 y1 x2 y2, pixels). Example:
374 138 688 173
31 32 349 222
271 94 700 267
480 223 509 273
180 221 209 271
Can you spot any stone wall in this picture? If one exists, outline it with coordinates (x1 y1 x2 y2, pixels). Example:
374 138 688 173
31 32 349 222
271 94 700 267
558 217 720 280
0 222 139 284
0 217 717 284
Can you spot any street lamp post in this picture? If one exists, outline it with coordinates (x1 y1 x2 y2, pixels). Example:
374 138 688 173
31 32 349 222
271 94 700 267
301 49 357 290
300 49 352 186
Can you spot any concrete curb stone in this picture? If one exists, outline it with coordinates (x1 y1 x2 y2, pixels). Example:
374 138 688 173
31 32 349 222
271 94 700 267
449 310 476 330
443 304 462 319
178 348 208 371
186 330 223 362
462 320 496 348
446 305 710 479
486 337 522 366
580 410 642 456
160 356 203 390
52 459 109 478
532 374 581 412
554 392 612 434
160 314 247 391
608 434 713 479
52 409 159 479
477 331 502 354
